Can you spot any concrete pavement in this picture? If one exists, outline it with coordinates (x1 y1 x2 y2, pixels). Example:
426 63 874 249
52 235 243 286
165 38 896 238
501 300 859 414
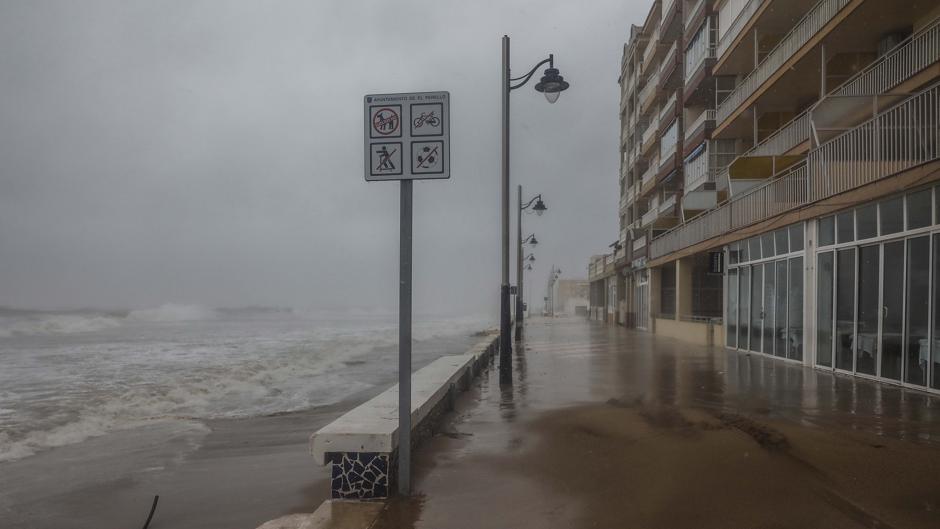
371 317 940 529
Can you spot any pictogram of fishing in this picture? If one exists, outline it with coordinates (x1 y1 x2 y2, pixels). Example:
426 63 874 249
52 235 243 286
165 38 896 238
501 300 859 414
413 111 440 129
416 145 439 168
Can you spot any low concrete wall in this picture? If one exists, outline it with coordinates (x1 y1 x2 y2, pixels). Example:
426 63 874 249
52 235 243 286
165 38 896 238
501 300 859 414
654 318 722 346
310 331 499 499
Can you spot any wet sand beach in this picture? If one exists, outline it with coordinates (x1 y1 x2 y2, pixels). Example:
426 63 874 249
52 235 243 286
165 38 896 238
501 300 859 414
374 317 940 529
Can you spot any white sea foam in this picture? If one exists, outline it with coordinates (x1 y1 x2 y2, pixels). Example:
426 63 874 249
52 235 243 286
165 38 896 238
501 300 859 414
126 303 217 322
0 314 123 337
0 310 490 463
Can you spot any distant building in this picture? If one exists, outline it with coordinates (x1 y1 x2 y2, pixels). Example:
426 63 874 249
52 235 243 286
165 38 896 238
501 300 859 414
554 279 589 316
589 0 940 393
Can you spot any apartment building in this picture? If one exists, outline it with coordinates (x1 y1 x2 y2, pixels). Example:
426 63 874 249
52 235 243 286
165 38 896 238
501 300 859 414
589 0 940 392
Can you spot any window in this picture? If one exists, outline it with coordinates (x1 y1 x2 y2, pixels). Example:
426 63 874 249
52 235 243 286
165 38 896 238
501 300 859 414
788 257 803 361
819 216 835 246
905 236 929 386
881 197 903 235
836 211 854 244
835 249 856 371
856 203 877 240
816 252 834 367
774 228 788 255
727 269 738 348
789 224 804 251
907 189 932 230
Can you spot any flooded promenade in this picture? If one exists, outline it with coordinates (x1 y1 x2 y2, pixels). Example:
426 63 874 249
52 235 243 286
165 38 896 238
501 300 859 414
374 317 940 529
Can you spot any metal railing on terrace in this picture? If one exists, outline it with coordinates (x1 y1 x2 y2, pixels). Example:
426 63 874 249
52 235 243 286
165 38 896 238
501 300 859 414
659 91 678 123
716 0 852 126
836 16 940 96
716 0 765 60
650 82 940 260
641 158 659 185
750 110 811 157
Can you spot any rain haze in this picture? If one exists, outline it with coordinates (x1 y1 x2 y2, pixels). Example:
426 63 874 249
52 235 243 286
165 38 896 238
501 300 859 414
0 0 643 315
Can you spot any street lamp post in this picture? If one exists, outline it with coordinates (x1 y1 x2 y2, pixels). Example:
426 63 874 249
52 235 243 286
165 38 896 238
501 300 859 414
515 187 544 342
499 35 569 384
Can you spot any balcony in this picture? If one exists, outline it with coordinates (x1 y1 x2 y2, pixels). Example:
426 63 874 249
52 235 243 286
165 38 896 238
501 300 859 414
659 193 677 214
659 119 680 163
715 0 766 62
684 0 707 31
650 82 940 261
659 91 678 124
659 41 679 81
684 109 716 142
641 25 662 74
641 116 661 154
683 143 715 192
684 17 715 83
640 157 659 188
716 0 854 127
835 17 940 97
633 234 648 252
638 70 661 114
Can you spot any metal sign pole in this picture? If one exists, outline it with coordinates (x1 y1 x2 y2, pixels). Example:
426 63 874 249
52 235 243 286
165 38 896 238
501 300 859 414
398 179 413 495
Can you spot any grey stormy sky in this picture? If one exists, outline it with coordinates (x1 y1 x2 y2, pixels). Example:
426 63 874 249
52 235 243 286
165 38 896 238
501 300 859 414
0 0 647 316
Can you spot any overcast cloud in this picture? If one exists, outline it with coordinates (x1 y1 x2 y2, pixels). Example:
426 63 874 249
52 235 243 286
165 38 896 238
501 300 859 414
0 0 645 316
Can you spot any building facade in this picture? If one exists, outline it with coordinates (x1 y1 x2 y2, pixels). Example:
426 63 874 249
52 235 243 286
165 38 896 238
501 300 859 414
589 0 940 393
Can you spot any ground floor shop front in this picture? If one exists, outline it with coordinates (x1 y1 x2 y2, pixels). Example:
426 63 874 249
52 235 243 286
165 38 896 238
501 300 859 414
600 183 940 395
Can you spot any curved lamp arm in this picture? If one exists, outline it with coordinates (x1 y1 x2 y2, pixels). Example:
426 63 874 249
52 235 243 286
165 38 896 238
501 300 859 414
520 194 543 210
509 55 554 91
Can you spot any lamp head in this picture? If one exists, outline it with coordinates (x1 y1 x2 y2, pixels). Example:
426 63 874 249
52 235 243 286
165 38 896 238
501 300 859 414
534 67 570 104
533 198 547 216
529 235 538 246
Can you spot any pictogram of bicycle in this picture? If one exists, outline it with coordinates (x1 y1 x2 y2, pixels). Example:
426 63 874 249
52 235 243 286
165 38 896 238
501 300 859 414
413 111 440 129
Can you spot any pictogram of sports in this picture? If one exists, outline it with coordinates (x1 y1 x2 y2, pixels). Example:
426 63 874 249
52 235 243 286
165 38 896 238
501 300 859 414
372 108 400 136
416 145 439 168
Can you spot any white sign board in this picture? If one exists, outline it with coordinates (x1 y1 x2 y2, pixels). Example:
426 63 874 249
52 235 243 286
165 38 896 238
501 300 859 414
364 91 450 181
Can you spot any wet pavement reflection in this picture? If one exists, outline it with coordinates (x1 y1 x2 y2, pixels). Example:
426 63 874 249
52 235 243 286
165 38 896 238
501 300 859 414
372 317 940 529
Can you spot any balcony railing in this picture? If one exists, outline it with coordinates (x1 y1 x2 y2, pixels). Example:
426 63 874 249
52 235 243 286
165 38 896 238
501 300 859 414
684 109 716 141
650 82 940 260
716 0 765 60
660 119 679 161
660 41 678 77
750 109 811 157
685 17 715 82
641 159 659 186
643 25 661 70
684 0 707 31
633 235 647 252
659 193 677 214
683 144 713 191
642 116 660 148
638 70 661 110
716 0 852 126
807 81 940 202
836 16 940 96
662 0 676 23
659 91 678 123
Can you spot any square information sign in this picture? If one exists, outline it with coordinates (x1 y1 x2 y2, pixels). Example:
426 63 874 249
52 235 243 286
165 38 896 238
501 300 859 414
364 91 450 181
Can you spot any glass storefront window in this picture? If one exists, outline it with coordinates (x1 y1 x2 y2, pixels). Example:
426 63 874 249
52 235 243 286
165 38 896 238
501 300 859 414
881 197 903 235
774 261 787 357
751 265 762 352
835 249 856 371
856 203 877 240
727 269 738 348
763 262 775 354
836 211 854 244
739 267 750 349
774 228 788 255
788 257 803 361
933 234 940 389
817 252 834 367
819 216 835 246
856 245 879 376
905 236 929 386
907 189 932 230
762 233 775 259
881 241 904 381
789 224 804 251
749 238 761 261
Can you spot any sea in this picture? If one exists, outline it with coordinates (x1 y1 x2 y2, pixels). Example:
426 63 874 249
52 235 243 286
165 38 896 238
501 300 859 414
0 304 490 464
